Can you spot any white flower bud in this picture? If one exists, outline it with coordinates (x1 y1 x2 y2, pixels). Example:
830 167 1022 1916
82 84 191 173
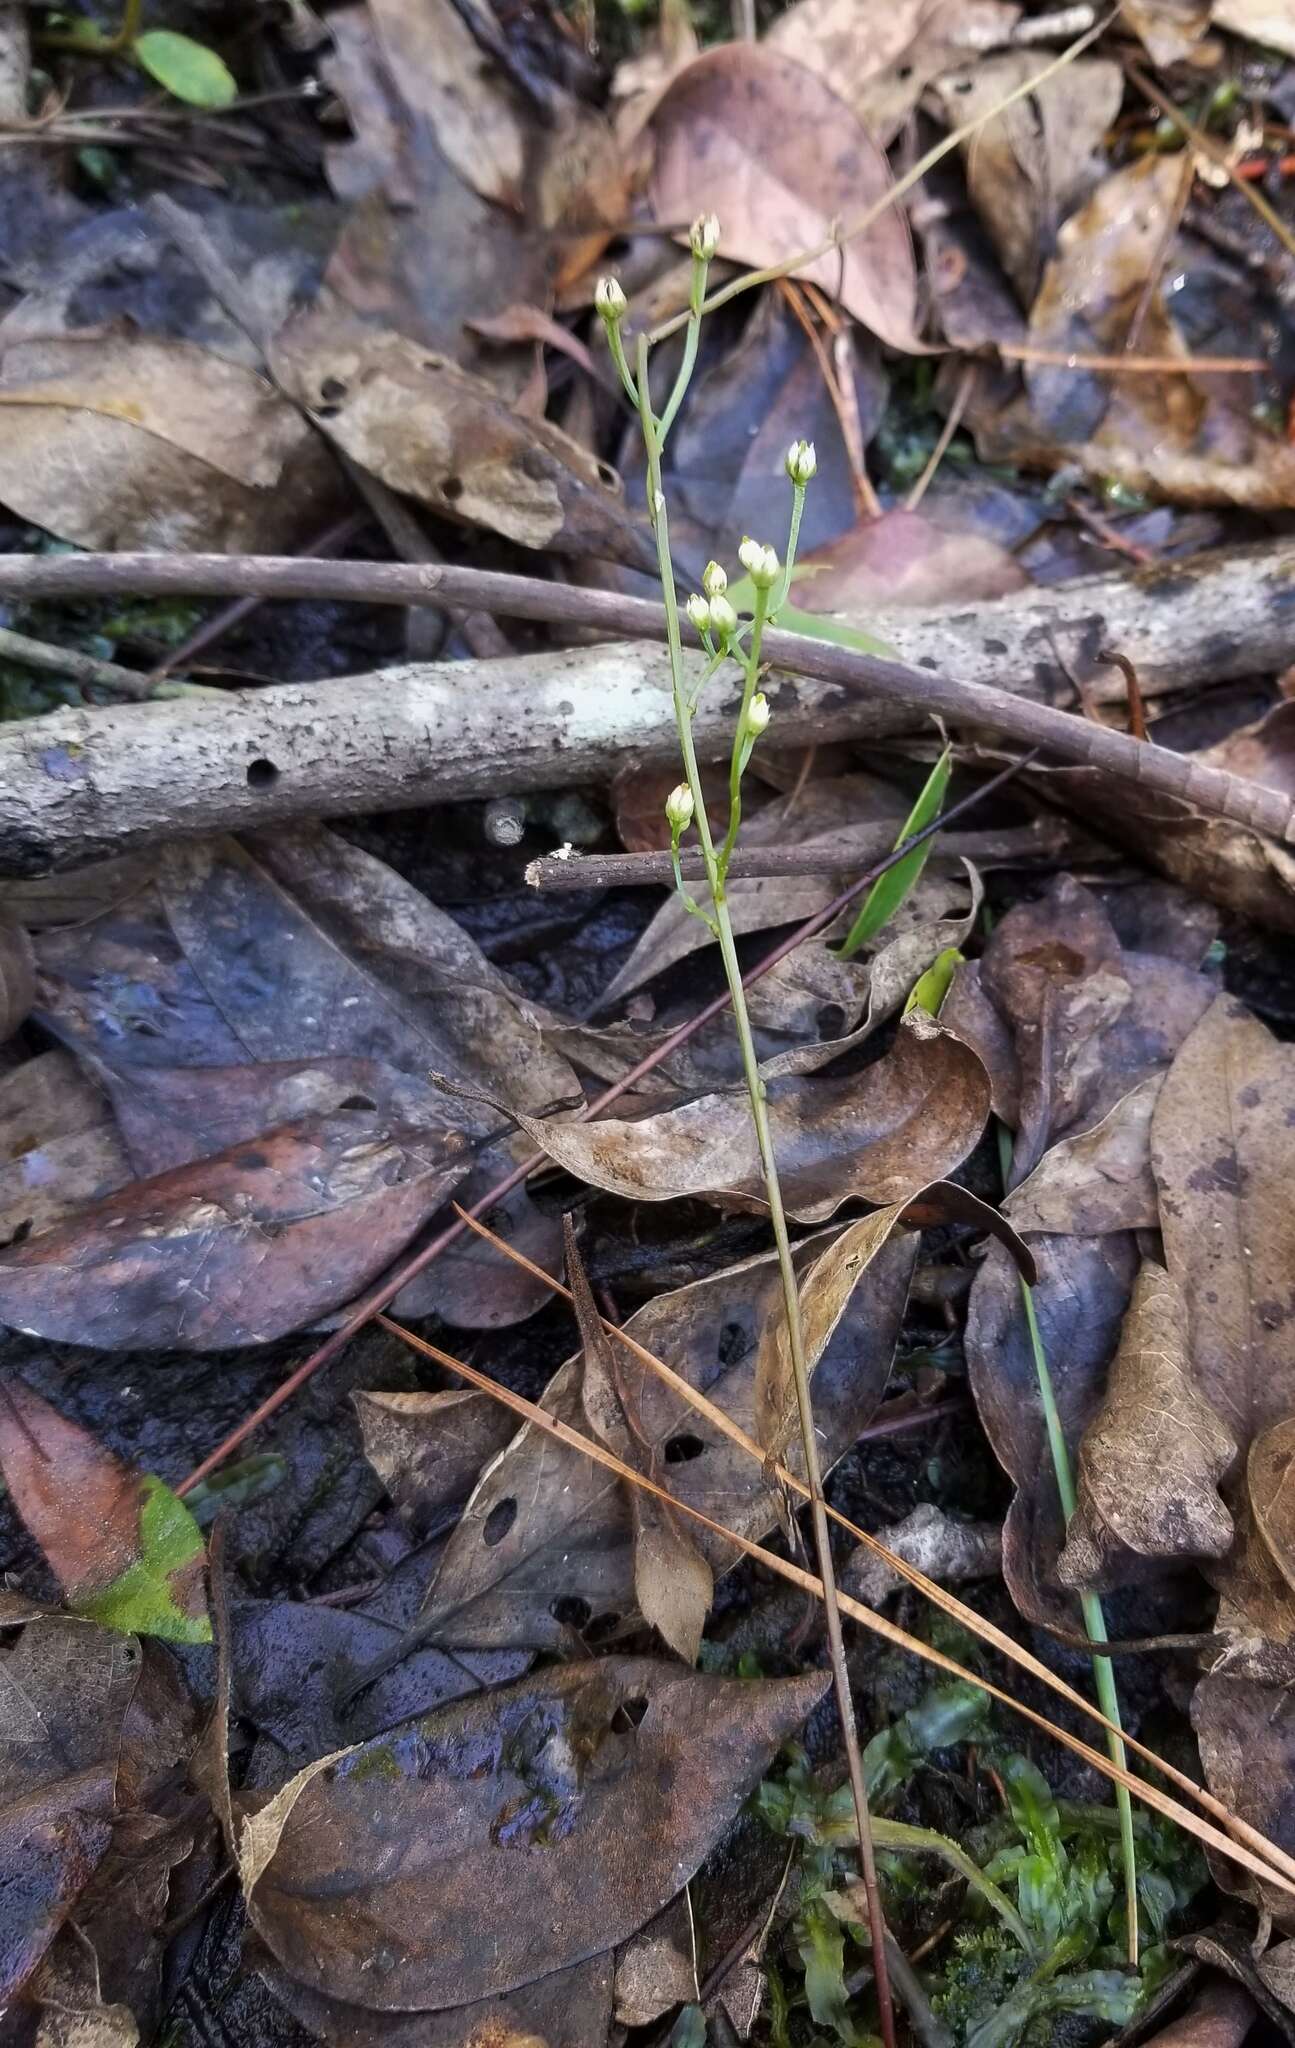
786 439 817 486
689 213 721 261
708 593 738 639
701 560 728 599
665 782 695 833
747 692 771 735
738 539 779 590
684 593 711 634
594 276 627 321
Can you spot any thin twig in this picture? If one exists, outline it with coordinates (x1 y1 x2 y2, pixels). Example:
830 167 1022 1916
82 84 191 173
778 280 880 521
1129 63 1295 267
997 342 1268 374
906 363 976 513
147 512 367 683
0 554 1287 841
0 624 204 702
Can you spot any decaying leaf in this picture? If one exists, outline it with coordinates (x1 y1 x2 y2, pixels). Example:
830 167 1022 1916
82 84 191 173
929 55 1122 302
767 0 1020 147
393 1221 915 1652
0 1051 131 1250
0 1111 467 1351
271 316 653 568
0 1382 210 1642
507 1011 990 1222
353 1389 516 1540
649 45 919 350
792 506 1030 613
1213 0 1295 58
1004 1074 1163 1236
0 333 335 552
840 1501 1002 1609
1057 1262 1239 1592
1192 1674 1295 1928
367 0 527 210
971 155 1295 507
1122 0 1211 65
240 1657 828 2010
260 1948 615 2048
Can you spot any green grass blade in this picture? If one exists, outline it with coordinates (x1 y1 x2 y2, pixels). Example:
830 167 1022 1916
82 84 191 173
837 747 952 960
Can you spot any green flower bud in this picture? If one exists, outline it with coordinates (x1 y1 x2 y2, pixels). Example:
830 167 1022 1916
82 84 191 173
702 560 728 599
785 439 817 485
685 593 711 634
594 276 627 321
747 691 771 735
708 593 738 639
738 537 779 589
665 782 695 833
689 213 721 261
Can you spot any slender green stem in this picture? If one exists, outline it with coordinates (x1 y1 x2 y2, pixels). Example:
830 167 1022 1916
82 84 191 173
604 322 641 409
719 585 768 875
634 329 898 2048
658 255 708 441
773 484 807 617
996 1123 1139 1967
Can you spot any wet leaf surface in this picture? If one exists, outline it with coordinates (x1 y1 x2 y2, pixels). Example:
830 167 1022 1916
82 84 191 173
241 1657 827 2010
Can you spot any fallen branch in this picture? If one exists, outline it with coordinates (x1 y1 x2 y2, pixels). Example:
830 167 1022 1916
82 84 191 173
0 548 1292 872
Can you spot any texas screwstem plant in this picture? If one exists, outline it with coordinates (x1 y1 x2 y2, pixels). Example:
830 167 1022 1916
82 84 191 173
598 232 899 2048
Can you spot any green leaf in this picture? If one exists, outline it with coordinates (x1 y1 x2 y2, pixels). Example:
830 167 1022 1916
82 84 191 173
75 1475 212 1643
797 1897 856 2045
134 30 238 108
727 571 897 659
837 746 952 960
904 946 964 1019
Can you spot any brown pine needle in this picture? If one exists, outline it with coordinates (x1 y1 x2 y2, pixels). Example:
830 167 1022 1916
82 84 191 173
378 1309 1295 1905
426 1204 1295 1893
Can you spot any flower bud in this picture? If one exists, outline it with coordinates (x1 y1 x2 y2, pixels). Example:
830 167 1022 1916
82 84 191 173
738 537 779 589
664 782 695 834
786 439 817 486
684 592 711 634
701 560 728 599
747 692 771 735
594 275 627 321
708 593 738 639
689 213 721 261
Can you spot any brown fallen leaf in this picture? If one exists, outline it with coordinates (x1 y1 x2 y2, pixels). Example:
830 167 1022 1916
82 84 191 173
352 1388 516 1542
970 155 1295 507
565 1218 713 1663
1192 1674 1295 1929
240 1657 827 2010
1003 1073 1163 1236
793 505 1030 613
260 1947 615 2048
0 1051 131 1250
840 1501 1002 1609
270 315 654 569
389 1220 914 1652
648 44 919 351
506 1011 990 1222
1056 1261 1239 1592
367 0 527 210
767 0 1020 148
0 1111 468 1351
1122 0 1211 64
1137 1978 1258 2048
0 915 32 1043
1213 0 1295 57
929 55 1122 303
0 333 335 552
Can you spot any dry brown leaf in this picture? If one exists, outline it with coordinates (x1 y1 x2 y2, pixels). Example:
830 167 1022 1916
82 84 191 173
367 0 527 210
261 1949 615 2048
1192 1675 1295 1930
1213 0 1295 56
793 506 1030 613
507 1011 990 1222
840 1501 1002 1608
768 0 1019 147
352 1390 515 1542
0 1052 132 1251
1122 0 1212 64
240 1658 827 2011
1057 1262 1239 1592
396 1221 915 1652
0 334 333 553
754 1204 905 1459
565 1217 713 1663
971 154 1295 506
271 315 653 568
930 54 1122 303
1003 1073 1163 1236
1137 1978 1258 2048
649 44 919 350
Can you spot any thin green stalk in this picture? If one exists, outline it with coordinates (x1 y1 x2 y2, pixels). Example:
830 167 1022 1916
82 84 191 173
719 583 768 872
633 326 898 2048
774 482 807 614
996 1123 1139 1966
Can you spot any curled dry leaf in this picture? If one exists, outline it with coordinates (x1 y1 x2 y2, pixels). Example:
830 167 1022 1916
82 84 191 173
928 56 1122 303
352 1389 515 1540
0 1380 209 1640
270 316 653 569
648 44 919 351
1003 1073 1163 1237
0 1111 468 1351
1056 1262 1239 1593
240 1657 828 2010
507 1012 990 1222
971 155 1295 507
0 333 335 552
767 0 1020 148
391 1221 915 1652
0 915 32 1042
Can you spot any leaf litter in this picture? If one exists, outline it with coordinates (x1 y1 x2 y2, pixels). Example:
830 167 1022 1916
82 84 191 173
11 3 1295 2045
